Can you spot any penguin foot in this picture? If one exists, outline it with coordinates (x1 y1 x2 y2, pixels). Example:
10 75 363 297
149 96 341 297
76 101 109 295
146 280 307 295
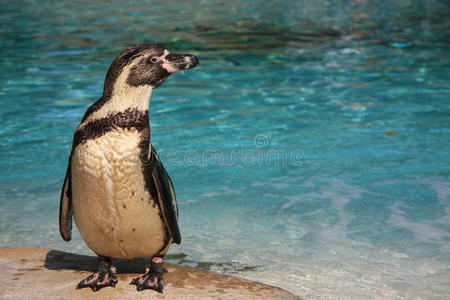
76 257 118 292
130 257 164 293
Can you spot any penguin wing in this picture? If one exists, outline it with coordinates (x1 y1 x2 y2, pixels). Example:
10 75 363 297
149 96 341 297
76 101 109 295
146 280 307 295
59 157 73 241
149 146 181 244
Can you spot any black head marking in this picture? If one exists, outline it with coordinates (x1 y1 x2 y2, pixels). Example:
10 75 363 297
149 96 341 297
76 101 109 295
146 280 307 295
126 56 170 88
103 43 199 94
104 44 166 94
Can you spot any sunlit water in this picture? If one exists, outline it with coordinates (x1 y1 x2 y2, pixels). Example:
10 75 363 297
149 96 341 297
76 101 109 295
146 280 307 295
1 0 449 298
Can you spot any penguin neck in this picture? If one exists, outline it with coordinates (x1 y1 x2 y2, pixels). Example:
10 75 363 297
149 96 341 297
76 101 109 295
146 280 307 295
108 82 153 113
79 83 153 128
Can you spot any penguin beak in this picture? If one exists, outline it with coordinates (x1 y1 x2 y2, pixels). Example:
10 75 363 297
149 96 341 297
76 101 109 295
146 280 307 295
164 53 199 73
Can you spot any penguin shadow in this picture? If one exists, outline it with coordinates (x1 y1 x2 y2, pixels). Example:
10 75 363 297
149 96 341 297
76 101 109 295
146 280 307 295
44 250 148 274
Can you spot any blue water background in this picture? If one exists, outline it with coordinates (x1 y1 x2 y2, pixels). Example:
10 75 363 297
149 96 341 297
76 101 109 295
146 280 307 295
1 0 449 298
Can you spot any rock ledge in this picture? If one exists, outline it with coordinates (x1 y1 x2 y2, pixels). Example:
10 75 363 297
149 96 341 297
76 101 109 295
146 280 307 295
0 248 300 299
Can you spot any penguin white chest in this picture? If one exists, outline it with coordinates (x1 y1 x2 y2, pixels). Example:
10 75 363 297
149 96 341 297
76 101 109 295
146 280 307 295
71 128 167 259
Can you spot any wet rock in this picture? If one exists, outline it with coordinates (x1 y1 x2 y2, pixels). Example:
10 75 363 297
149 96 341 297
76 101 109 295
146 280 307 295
385 130 399 136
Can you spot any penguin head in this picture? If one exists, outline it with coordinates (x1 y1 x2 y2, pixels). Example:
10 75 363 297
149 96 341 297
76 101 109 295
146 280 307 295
104 44 199 92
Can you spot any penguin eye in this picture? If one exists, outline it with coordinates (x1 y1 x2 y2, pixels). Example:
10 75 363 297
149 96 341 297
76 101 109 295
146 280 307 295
148 57 159 64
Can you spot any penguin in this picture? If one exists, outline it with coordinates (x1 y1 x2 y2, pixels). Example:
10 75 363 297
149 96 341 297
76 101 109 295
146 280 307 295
59 44 199 293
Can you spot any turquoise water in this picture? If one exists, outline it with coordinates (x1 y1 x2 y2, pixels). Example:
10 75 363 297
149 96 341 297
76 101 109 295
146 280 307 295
1 0 449 298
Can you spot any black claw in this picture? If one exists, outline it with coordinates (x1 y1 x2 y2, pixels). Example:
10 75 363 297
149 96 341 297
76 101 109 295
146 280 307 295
76 258 118 292
130 259 165 293
130 272 164 293
76 270 118 292
130 271 164 294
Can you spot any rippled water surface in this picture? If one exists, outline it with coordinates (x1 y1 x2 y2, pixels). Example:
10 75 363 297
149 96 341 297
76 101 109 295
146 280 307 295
1 0 449 298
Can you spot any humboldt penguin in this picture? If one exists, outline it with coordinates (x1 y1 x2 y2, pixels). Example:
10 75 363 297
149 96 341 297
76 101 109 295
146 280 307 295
59 44 199 293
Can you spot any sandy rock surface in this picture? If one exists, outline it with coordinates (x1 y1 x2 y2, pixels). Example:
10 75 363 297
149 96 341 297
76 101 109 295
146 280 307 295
0 248 300 300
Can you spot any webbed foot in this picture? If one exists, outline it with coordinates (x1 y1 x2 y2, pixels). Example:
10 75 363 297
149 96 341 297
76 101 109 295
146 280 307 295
76 257 118 292
130 256 164 293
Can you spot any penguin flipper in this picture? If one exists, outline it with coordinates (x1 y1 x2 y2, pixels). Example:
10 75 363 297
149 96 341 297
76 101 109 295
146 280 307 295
149 146 181 244
59 157 73 241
